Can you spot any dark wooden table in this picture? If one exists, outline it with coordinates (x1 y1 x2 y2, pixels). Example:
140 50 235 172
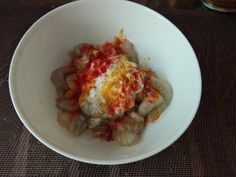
2 0 202 9
0 1 235 177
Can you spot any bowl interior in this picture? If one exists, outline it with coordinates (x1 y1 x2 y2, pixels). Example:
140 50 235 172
10 0 201 164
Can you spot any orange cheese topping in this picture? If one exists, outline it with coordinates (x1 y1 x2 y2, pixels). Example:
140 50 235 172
101 59 144 116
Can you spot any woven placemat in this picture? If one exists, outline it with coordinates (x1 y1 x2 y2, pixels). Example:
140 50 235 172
0 2 235 177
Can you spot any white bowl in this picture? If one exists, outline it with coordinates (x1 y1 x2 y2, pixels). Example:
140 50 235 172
9 0 201 165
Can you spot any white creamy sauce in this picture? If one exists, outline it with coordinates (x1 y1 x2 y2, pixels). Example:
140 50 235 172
80 56 144 118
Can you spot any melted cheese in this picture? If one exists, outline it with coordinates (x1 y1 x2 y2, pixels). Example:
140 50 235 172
79 56 144 118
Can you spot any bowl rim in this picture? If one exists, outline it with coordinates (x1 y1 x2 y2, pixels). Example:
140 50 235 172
9 0 202 165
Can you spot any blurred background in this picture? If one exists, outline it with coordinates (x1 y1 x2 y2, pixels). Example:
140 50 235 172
1 0 236 12
0 0 202 9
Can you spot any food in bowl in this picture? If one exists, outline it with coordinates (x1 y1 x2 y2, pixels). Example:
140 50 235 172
51 33 172 146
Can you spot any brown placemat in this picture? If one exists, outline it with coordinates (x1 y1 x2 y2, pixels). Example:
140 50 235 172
0 2 236 177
